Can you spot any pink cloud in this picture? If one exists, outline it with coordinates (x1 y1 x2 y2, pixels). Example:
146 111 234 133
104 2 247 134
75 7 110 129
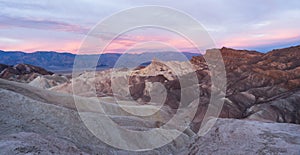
0 39 81 53
218 29 300 49
101 33 199 54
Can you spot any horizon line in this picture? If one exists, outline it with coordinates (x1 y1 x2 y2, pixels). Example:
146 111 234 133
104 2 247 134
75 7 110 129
1 43 300 55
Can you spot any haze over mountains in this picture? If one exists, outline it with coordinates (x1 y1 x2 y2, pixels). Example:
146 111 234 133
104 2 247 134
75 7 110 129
0 50 198 72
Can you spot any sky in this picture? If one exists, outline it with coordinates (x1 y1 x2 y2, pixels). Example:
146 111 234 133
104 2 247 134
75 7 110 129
0 0 300 54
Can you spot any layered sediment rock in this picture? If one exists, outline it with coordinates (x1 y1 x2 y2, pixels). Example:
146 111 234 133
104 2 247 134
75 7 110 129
50 46 300 127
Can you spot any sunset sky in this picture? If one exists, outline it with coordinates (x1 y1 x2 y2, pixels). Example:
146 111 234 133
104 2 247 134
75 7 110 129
0 0 300 54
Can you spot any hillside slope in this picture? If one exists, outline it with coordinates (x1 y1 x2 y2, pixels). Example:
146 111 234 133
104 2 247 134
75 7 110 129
0 78 299 154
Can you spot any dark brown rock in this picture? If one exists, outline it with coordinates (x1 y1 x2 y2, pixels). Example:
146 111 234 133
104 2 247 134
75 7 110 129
0 64 53 83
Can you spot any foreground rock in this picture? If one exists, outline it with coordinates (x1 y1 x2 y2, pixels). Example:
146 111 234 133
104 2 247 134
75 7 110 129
177 118 300 155
0 79 186 154
0 78 300 154
0 132 87 155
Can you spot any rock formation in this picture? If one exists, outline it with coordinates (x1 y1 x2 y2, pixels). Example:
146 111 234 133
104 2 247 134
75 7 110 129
29 74 69 89
50 45 300 127
0 64 53 83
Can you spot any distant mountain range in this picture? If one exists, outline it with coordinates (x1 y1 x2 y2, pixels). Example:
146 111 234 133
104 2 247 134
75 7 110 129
0 50 199 72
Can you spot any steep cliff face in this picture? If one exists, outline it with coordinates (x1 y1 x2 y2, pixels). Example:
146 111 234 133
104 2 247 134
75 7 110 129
190 45 300 125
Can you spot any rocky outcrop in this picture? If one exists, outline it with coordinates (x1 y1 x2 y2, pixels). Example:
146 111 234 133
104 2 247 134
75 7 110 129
50 69 113 97
29 74 69 89
46 45 300 130
190 46 300 126
0 63 53 82
0 64 9 73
